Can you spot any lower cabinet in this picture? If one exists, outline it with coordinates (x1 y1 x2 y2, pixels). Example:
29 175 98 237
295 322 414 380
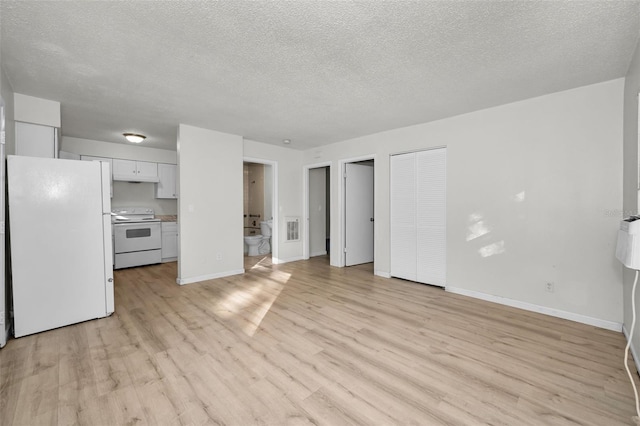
161 222 178 261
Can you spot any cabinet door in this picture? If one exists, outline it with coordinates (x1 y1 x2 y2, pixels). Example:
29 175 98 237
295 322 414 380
161 222 178 259
136 161 158 179
112 159 137 179
81 155 113 198
156 163 177 199
15 122 56 158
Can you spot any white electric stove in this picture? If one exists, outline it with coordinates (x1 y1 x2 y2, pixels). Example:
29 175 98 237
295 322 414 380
111 207 162 269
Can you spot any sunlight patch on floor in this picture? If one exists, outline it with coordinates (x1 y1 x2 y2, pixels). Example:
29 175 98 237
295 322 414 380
214 271 290 337
250 256 272 270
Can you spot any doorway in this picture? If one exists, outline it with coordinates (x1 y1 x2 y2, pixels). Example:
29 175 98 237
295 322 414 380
242 158 278 267
342 158 375 267
303 162 331 261
0 96 5 348
308 166 330 258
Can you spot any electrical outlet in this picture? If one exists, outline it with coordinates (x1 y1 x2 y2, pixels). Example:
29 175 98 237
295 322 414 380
216 253 223 261
545 282 555 293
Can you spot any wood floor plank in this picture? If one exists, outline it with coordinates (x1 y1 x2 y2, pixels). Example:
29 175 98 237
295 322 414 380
1 255 639 425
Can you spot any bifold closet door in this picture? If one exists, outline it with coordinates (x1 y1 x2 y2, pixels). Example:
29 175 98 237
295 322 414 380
390 148 446 287
390 153 417 281
416 148 446 287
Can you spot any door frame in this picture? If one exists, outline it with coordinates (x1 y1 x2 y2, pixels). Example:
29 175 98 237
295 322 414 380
0 96 5 348
243 156 279 264
302 161 332 261
339 154 376 268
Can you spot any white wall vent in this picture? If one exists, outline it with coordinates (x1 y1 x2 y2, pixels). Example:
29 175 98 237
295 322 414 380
285 217 300 242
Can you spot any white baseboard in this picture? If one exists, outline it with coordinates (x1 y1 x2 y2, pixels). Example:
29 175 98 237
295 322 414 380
446 286 622 332
623 325 640 375
375 270 391 278
177 269 244 285
310 250 327 257
272 256 305 265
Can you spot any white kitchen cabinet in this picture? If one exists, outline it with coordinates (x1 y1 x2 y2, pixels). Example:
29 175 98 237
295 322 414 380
112 159 136 179
15 122 58 158
161 221 178 261
81 155 113 198
156 163 178 199
112 159 159 182
390 148 446 287
136 161 158 179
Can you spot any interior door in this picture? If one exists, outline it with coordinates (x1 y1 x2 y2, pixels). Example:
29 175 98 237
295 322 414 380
345 162 374 266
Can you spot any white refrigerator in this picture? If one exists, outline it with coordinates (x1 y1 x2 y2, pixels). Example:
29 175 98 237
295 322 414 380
8 155 114 338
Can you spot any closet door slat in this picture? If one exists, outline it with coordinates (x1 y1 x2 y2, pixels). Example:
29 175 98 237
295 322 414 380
390 153 417 281
416 148 446 287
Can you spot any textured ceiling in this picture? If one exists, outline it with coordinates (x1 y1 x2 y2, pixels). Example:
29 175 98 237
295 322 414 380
1 1 639 151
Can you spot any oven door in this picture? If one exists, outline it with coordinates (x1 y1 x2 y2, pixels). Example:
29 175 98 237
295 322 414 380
113 222 161 253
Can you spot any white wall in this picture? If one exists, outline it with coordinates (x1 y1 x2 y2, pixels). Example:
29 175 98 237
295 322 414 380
623 40 640 359
14 93 60 127
304 79 624 328
177 124 243 284
244 139 303 263
309 167 327 257
111 181 177 215
2 71 15 156
61 136 177 163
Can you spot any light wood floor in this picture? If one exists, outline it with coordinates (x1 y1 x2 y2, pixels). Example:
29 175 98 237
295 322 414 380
1 255 639 425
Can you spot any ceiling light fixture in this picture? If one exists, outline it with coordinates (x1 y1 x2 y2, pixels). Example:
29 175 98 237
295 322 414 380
283 139 291 145
123 133 146 143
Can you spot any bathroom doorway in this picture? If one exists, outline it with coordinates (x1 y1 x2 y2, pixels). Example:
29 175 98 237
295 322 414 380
243 158 278 267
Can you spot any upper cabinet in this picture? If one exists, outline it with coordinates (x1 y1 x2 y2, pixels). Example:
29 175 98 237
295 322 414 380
15 122 58 158
112 159 159 182
156 163 178 199
14 94 60 159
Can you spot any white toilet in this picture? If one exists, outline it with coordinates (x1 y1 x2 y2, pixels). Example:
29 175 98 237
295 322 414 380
258 220 273 255
244 220 273 257
244 235 263 256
